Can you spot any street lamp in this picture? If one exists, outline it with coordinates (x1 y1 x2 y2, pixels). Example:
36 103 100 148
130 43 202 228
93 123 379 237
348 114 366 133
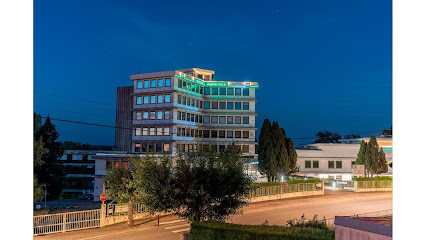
44 184 47 207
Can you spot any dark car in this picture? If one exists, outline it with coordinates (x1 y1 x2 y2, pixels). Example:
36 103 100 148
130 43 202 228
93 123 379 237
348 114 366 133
77 193 94 200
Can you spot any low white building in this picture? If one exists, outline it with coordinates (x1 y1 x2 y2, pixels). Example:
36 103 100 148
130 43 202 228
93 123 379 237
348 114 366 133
295 138 392 182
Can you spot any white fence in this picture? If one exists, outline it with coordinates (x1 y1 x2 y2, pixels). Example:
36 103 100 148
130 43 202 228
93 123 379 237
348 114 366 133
33 209 101 236
249 183 322 198
322 209 392 229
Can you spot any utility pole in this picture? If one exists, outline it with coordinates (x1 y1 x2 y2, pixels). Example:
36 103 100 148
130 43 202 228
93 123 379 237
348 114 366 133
44 184 47 207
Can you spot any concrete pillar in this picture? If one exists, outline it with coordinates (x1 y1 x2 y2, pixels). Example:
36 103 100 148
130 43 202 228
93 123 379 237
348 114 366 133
354 181 358 193
100 203 106 227
322 181 325 195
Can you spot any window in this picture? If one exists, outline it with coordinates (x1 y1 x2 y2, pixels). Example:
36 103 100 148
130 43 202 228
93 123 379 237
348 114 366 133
204 101 210 109
351 161 356 169
235 102 241 110
212 87 218 95
164 111 170 119
191 98 195 107
143 112 149 119
195 115 198 122
141 143 148 153
235 88 242 95
219 131 225 138
164 143 170 152
243 116 249 124
164 127 170 136
142 128 148 136
203 130 210 138
200 87 203 94
227 102 234 110
243 102 249 110
211 130 218 138
203 116 210 123
157 95 164 103
150 111 156 120
135 144 141 152
227 116 233 124
156 143 163 153
204 87 210 95
243 131 249 138
136 96 142 105
178 95 181 104
242 145 249 153
157 111 163 119
235 116 241 124
219 88 226 95
191 114 195 122
164 94 170 103
156 79 162 87
219 116 226 124
137 81 142 89
187 113 191 121
227 131 233 138
211 116 218 124
149 128 155 136
165 78 171 87
336 161 342 169
219 145 225 152
136 112 142 120
212 101 218 109
183 81 187 88
313 161 319 168
151 79 156 88
182 112 186 121
135 127 141 136
143 96 149 104
227 88 234 95
243 88 249 96
177 112 181 120
328 161 335 169
198 74 203 79
178 79 182 88
305 161 311 168
67 154 72 161
235 131 241 138
144 80 150 89
177 127 181 136
219 102 226 109
157 127 163 136
150 95 156 104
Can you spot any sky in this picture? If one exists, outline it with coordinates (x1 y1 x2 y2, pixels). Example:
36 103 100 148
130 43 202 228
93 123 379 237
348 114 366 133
34 0 392 147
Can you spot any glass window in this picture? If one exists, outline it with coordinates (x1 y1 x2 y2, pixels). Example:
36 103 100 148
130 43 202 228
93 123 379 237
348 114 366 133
150 96 156 104
183 81 187 88
203 116 210 123
211 116 218 124
137 81 142 89
313 161 319 168
305 161 311 168
328 161 335 169
227 88 234 95
164 111 170 120
219 88 226 95
178 95 181 104
135 143 141 152
143 96 149 104
235 102 241 110
149 128 155 136
163 143 170 152
219 102 226 109
150 111 156 120
186 113 190 121
211 130 218 138
143 112 149 119
177 112 181 120
156 143 163 153
144 80 150 89
182 96 186 105
165 78 171 87
219 131 225 138
351 161 356 169
178 79 182 88
204 101 210 109
182 112 186 121
235 131 241 138
204 87 210 95
191 98 195 107
242 145 249 153
165 94 171 103
212 87 218 95
243 88 249 96
151 79 156 88
219 116 226 124
195 115 198 122
227 116 233 124
243 131 249 138
235 116 241 124
157 127 163 136
157 111 163 119
212 101 218 109
191 114 195 122
235 88 242 95
135 127 141 136
243 116 249 124
243 102 249 110
137 96 142 105
227 102 234 110
203 130 210 138
198 74 203 79
136 112 142 120
142 128 148 136
177 127 181 136
200 87 203 94
141 143 148 153
157 95 164 103
227 131 233 138
219 145 225 152
164 127 170 136
336 161 342 169
158 79 163 87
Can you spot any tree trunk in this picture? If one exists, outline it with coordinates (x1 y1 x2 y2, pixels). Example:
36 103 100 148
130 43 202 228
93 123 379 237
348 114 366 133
157 213 160 226
128 199 134 227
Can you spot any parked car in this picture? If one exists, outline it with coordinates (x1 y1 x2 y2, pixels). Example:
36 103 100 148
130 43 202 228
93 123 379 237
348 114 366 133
77 193 94 200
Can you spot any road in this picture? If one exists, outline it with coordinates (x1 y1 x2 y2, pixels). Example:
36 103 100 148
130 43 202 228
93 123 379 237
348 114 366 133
35 190 392 240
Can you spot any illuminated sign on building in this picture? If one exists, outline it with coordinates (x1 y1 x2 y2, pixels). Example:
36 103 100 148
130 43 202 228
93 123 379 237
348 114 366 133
205 82 227 87
383 148 392 151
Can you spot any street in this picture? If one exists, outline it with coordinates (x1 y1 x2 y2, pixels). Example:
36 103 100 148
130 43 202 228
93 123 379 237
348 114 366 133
35 190 392 240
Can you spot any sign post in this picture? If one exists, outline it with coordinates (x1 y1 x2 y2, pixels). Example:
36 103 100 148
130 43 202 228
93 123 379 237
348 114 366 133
100 184 108 203
100 184 107 227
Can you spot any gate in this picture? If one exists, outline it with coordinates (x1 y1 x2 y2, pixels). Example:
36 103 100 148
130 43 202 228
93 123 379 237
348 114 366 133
33 209 101 236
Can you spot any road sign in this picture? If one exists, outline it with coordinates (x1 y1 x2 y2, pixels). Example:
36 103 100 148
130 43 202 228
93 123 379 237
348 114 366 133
353 165 365 175
100 193 108 202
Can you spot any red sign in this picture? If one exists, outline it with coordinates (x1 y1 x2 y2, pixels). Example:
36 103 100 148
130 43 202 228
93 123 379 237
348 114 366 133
100 193 108 202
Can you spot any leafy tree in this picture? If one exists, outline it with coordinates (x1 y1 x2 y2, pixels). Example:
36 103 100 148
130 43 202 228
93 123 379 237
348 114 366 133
62 141 97 150
272 122 288 181
356 136 388 177
258 119 277 182
34 113 49 203
376 147 388 175
381 127 392 137
103 165 137 226
355 140 368 176
34 176 45 202
344 134 361 139
366 136 380 177
314 130 341 143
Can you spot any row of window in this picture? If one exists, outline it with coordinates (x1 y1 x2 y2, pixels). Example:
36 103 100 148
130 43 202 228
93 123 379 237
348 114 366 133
134 143 171 153
135 110 171 120
177 111 250 124
136 78 171 89
177 128 252 139
176 143 250 153
106 160 129 170
135 127 171 136
136 94 171 105
177 79 250 96
177 94 251 110
305 160 357 169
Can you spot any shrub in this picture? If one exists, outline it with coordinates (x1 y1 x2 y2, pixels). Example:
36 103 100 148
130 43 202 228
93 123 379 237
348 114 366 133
286 214 328 230
190 221 335 240
353 176 392 181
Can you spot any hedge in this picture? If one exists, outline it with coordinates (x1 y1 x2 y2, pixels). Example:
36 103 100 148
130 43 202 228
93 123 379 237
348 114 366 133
253 179 321 188
190 221 335 240
352 176 392 181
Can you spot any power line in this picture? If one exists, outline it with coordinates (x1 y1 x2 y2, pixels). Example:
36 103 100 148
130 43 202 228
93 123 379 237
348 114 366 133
34 91 116 106
35 106 114 118
291 130 384 140
34 98 116 112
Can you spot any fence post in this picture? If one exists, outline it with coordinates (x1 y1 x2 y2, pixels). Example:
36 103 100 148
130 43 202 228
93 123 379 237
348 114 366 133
354 181 358 192
62 213 66 232
100 203 106 227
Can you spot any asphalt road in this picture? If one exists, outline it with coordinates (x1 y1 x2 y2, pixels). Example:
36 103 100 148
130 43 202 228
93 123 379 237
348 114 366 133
35 190 392 240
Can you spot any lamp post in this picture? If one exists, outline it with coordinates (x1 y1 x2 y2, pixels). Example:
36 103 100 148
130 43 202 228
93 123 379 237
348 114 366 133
44 184 47 207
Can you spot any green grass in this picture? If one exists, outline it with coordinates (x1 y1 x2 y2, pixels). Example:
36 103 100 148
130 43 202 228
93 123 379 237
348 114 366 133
353 176 392 181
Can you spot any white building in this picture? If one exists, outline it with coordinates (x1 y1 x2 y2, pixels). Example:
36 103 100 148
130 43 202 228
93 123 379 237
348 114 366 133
295 138 392 182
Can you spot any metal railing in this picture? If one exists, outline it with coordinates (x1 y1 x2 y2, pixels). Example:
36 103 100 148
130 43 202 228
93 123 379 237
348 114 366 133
357 180 393 189
249 183 322 198
33 209 101 236
322 209 392 229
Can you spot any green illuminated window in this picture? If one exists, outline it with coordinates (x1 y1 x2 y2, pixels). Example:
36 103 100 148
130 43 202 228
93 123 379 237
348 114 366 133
336 161 342 169
227 88 234 95
235 88 242 95
204 87 210 95
305 161 311 168
183 81 187 88
220 88 226 95
328 161 334 169
313 161 319 168
204 101 210 109
212 88 218 95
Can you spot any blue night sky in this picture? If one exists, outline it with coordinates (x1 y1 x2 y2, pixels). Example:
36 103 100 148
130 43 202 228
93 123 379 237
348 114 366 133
34 0 392 147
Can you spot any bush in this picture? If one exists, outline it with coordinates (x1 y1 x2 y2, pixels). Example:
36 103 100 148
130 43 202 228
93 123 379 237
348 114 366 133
190 221 335 240
353 176 392 181
253 179 321 188
286 214 328 230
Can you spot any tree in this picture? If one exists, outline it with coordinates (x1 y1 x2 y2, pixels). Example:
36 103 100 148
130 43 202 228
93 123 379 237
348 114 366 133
34 113 49 203
103 164 137 226
356 136 388 177
271 122 288 181
344 134 361 139
381 127 392 137
34 176 45 202
376 147 388 174
258 119 277 182
355 140 368 176
62 141 97 150
314 130 341 143
285 137 299 175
